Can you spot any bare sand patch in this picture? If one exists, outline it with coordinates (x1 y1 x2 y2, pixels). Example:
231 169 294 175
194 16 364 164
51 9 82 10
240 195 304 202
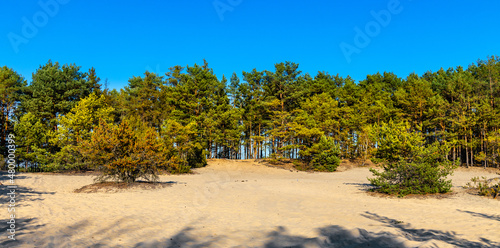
1 160 499 247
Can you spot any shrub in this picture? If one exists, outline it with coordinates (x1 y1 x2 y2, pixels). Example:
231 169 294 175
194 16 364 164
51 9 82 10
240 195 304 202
369 160 454 196
465 177 500 198
80 119 169 183
301 135 341 172
167 156 192 174
186 142 207 169
369 121 456 196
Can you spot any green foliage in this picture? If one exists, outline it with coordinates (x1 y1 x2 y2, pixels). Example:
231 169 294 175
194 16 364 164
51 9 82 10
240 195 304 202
311 136 341 172
357 125 375 166
161 119 207 172
15 61 101 170
123 71 166 128
20 61 100 131
49 93 115 170
370 120 425 164
80 119 169 183
369 160 454 196
0 66 26 156
14 112 48 169
5 55 500 174
369 120 456 196
300 135 341 172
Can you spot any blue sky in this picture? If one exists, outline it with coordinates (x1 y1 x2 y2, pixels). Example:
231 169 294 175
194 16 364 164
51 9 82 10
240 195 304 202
1 0 499 89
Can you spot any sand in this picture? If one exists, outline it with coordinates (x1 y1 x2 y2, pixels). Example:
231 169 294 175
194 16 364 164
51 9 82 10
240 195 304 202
2 160 500 248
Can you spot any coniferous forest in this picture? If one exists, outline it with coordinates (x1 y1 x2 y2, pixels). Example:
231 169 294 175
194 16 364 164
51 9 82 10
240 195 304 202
2 56 500 176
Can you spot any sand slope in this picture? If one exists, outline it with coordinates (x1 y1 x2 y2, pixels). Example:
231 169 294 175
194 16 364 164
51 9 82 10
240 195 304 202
2 160 500 247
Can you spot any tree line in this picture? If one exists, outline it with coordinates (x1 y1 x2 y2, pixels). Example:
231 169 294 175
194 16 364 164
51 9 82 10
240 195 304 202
1 56 500 173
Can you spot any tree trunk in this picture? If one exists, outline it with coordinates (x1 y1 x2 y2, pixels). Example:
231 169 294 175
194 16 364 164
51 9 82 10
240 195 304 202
466 140 469 168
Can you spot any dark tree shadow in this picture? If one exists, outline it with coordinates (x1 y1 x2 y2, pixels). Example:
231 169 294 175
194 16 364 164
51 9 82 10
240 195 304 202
0 185 55 203
343 182 376 192
264 226 319 248
3 218 141 248
134 222 499 248
133 227 222 248
263 225 402 248
5 214 500 247
361 211 500 248
0 172 55 204
457 209 500 222
0 171 30 180
0 218 44 247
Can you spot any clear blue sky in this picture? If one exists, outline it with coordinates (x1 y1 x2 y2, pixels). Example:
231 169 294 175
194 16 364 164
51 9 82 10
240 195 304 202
1 0 499 90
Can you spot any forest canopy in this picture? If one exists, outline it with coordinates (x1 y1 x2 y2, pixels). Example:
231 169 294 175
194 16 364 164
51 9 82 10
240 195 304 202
2 56 500 174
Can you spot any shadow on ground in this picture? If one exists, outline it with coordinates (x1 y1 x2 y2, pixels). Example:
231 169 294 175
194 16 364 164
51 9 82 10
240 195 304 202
0 218 43 248
343 182 375 192
6 212 499 247
152 212 499 248
360 211 499 248
0 172 55 204
457 209 500 222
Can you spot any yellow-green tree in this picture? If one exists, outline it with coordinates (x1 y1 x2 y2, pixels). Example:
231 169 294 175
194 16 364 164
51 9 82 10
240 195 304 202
49 93 115 170
161 119 206 173
369 120 456 196
14 112 48 170
80 119 168 183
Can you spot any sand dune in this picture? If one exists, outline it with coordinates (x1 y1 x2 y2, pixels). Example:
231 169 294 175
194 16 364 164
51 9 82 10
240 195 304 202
2 160 499 247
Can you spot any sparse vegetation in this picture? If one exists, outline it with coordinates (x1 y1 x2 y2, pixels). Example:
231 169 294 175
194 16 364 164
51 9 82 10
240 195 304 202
465 176 500 198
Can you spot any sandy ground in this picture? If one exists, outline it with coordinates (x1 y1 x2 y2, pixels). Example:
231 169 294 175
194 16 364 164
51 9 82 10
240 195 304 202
1 160 500 248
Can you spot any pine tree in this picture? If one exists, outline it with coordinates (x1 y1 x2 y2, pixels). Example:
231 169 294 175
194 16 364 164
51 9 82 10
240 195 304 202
20 61 100 131
369 120 456 196
13 113 48 170
123 71 166 128
0 66 26 157
50 93 115 170
80 119 168 183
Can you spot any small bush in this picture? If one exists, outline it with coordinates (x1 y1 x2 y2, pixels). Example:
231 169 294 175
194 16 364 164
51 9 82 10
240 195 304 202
167 156 192 174
268 158 280 165
369 121 456 196
300 135 341 172
186 143 207 169
369 160 454 196
465 177 500 198
292 160 306 170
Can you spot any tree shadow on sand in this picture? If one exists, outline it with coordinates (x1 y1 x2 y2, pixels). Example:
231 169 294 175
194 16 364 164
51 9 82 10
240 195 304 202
6 218 141 248
133 227 223 248
0 218 44 248
343 182 376 192
8 213 500 247
263 225 403 248
129 225 403 248
361 211 500 248
150 213 500 248
456 209 500 222
130 221 500 248
0 172 55 204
